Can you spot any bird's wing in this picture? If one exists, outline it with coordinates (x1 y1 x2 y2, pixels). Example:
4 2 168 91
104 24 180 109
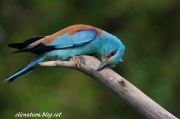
49 29 98 49
8 36 45 49
10 29 99 54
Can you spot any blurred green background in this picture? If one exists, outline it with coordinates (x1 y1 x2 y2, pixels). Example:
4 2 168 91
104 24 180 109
0 0 180 119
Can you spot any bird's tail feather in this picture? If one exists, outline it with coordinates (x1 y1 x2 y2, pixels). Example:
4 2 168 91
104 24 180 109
3 54 44 83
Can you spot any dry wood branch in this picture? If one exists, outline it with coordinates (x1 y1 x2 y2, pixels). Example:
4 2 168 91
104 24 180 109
39 55 177 119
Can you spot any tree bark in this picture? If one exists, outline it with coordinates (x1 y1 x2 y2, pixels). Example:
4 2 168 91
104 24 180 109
39 55 178 119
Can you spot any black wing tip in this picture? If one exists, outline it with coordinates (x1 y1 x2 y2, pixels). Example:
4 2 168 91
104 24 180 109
8 36 45 49
10 48 26 54
10 50 19 54
8 43 29 51
10 43 56 54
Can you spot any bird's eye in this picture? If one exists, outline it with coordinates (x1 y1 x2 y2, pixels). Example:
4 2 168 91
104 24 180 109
111 50 117 56
107 50 117 58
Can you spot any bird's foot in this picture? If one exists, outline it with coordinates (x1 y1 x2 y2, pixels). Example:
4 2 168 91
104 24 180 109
72 56 86 68
78 56 86 65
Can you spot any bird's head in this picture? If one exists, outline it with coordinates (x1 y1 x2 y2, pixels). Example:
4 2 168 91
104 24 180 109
97 37 125 71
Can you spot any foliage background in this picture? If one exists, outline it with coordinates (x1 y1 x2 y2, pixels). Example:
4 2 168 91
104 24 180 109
0 0 180 119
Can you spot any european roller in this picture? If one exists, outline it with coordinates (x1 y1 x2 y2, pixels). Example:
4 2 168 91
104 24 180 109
4 24 125 83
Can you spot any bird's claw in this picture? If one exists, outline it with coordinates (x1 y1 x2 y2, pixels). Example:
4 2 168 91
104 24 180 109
78 56 86 65
72 56 86 68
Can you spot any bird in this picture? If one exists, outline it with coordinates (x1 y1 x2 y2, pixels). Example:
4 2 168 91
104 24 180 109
4 24 125 83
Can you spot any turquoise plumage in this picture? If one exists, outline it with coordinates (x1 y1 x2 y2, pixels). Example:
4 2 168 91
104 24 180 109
4 24 125 83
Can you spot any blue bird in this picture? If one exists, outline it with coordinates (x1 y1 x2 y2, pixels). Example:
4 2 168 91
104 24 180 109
4 24 125 83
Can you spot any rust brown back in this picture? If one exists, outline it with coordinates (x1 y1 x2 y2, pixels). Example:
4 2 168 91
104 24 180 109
30 24 102 46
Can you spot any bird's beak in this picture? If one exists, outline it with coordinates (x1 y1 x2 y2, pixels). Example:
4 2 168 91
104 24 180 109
96 57 108 71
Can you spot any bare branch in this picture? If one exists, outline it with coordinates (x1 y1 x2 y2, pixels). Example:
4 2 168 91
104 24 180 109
39 55 178 119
